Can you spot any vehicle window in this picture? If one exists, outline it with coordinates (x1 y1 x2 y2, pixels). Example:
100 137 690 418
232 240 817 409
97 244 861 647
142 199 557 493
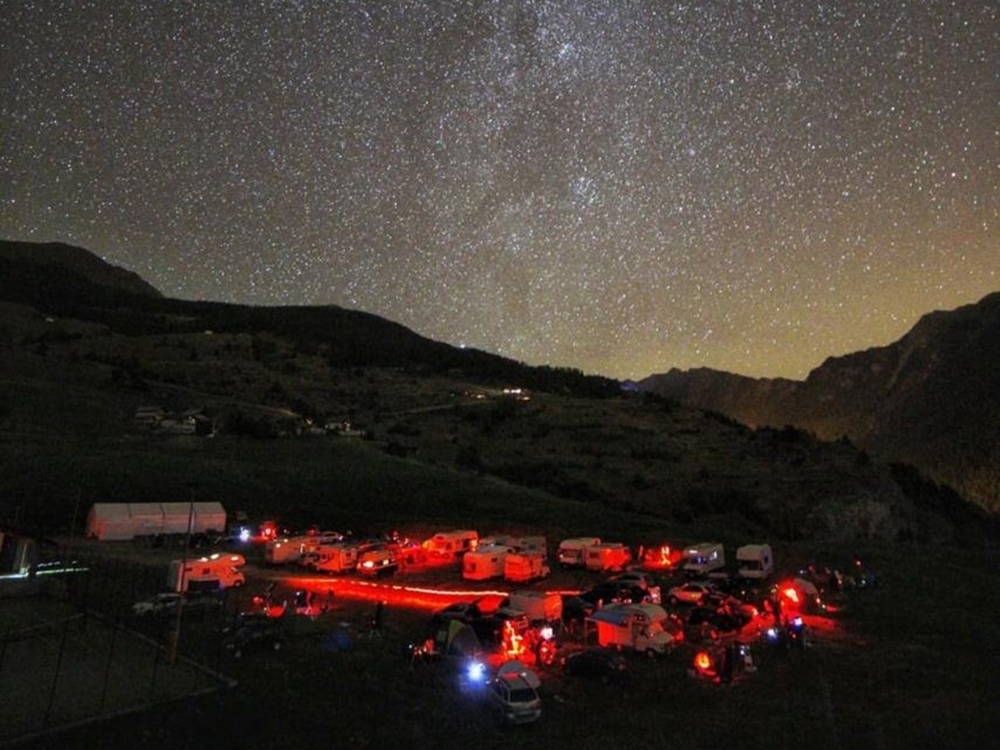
509 687 537 702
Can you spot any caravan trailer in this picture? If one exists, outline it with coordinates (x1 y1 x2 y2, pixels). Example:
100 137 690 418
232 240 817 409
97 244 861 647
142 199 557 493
423 530 479 559
583 542 631 572
265 536 311 565
311 543 360 574
557 537 601 568
463 545 514 581
504 551 550 583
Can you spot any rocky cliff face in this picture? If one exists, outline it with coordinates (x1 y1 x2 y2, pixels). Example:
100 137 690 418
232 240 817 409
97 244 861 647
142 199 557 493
641 293 1000 513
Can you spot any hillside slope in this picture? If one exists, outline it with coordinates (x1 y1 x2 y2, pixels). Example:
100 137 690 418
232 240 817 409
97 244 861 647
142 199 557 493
0 240 990 542
640 293 1000 512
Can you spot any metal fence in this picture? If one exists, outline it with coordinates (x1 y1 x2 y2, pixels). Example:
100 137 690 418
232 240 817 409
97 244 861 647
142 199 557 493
0 546 235 744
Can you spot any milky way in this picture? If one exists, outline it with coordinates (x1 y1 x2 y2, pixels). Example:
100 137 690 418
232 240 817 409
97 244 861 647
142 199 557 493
1 0 996 379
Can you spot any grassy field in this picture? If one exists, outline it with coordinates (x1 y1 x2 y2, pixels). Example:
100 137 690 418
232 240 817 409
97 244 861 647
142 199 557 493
7 538 997 750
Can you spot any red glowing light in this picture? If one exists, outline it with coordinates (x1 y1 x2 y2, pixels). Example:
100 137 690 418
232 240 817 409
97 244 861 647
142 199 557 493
695 652 712 670
783 587 799 603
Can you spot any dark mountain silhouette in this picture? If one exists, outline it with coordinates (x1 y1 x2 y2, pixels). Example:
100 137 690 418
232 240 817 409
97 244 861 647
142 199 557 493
0 240 163 302
640 293 1000 513
0 239 618 397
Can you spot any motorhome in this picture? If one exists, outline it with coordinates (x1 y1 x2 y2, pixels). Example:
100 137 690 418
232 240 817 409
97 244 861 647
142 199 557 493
310 543 360 574
167 553 245 592
683 542 726 577
736 544 774 581
587 603 677 656
557 537 601 568
463 545 514 581
423 530 479 559
504 551 550 583
583 542 632 572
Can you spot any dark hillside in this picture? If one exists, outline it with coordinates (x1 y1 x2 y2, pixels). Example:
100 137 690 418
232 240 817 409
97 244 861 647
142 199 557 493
641 293 1000 513
0 240 618 398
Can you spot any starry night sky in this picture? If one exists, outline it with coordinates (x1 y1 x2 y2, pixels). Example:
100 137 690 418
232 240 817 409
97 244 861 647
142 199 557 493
2 1 997 379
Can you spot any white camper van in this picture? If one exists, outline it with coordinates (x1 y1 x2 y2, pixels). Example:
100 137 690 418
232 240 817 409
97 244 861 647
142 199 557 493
168 553 245 592
587 603 677 656
736 544 774 581
682 542 726 577
557 537 601 568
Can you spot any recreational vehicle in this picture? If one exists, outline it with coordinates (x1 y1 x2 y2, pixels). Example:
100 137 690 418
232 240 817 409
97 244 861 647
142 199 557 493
683 542 726 577
423 530 479 559
583 542 631 572
736 544 774 581
167 553 245 592
504 551 550 583
557 537 601 568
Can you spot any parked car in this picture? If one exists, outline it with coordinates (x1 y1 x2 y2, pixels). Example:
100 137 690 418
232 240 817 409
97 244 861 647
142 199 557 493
132 592 181 616
703 593 758 625
667 581 717 606
562 648 628 681
223 613 284 658
489 664 542 724
608 571 656 590
580 582 650 607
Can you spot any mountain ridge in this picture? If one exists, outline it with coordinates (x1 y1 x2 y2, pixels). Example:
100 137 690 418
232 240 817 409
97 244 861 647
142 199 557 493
640 292 1000 512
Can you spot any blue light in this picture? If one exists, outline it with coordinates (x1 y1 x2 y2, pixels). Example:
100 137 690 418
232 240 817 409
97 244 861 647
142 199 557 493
467 661 486 682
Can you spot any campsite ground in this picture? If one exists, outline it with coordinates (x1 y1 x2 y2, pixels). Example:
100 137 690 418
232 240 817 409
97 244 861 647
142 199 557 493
5 538 999 750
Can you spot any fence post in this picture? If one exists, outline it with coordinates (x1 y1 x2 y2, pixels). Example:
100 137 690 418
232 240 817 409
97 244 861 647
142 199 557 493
100 618 121 713
43 617 71 727
0 625 9 673
149 637 162 702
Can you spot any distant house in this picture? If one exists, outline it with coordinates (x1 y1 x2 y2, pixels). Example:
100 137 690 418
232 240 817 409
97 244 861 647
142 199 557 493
133 405 166 429
133 406 213 436
324 420 367 438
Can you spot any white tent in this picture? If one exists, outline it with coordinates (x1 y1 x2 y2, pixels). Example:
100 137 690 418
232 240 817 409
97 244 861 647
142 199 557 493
86 502 226 541
86 504 135 541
